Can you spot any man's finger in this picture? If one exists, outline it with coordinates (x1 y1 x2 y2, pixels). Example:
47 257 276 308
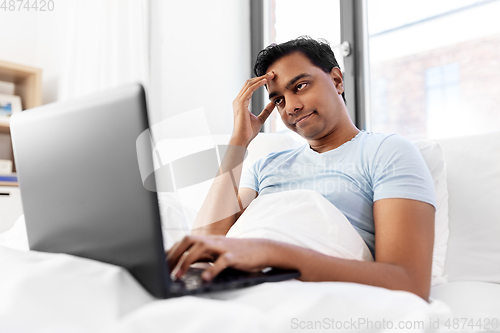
239 79 269 103
257 101 275 125
165 241 179 256
166 235 197 270
245 72 273 89
235 75 266 99
174 241 213 278
201 252 234 281
237 72 274 101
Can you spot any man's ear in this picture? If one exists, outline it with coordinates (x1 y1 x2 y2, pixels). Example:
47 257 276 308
329 67 344 95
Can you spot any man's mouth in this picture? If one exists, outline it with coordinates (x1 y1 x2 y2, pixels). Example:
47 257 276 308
294 112 315 125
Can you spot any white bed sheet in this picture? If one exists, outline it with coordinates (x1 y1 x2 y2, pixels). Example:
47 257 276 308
1 215 496 333
0 245 153 333
430 281 500 319
0 240 455 333
111 281 451 333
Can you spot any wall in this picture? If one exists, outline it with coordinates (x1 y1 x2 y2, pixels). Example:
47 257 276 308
0 0 251 135
0 2 70 104
150 0 251 134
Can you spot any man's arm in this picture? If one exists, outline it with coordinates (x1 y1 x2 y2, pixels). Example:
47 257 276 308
168 198 435 301
190 72 274 236
190 164 257 235
276 198 435 300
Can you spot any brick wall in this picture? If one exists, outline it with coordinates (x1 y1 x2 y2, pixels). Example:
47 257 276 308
369 33 500 140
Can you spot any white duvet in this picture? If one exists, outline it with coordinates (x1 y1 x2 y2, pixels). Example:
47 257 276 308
0 189 457 333
227 190 374 262
0 241 452 333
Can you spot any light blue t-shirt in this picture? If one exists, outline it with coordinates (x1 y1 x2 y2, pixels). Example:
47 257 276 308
240 131 436 257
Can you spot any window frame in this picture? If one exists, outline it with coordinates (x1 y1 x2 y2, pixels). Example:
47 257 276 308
250 0 370 131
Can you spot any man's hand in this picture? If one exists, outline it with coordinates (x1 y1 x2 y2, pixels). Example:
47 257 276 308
231 72 276 147
167 235 274 281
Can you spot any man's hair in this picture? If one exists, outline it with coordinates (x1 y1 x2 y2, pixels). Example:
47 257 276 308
254 36 346 103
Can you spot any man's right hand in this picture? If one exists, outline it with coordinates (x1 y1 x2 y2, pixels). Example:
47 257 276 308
231 72 276 147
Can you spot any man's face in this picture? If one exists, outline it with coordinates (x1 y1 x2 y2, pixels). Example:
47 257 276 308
266 52 345 141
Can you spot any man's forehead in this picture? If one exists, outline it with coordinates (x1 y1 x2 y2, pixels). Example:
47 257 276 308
266 53 317 94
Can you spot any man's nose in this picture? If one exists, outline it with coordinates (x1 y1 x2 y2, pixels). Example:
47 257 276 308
285 95 303 115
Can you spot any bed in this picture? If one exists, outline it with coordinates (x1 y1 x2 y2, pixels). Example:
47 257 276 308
1 131 499 333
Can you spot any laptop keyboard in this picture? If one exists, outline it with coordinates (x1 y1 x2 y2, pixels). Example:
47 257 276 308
178 268 204 290
168 266 300 296
171 267 259 291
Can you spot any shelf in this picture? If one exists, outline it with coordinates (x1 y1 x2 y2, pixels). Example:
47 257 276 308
0 181 18 187
0 60 42 173
0 118 10 134
0 60 42 111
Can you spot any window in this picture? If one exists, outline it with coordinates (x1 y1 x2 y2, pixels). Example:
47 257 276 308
367 0 500 139
425 63 461 138
254 0 500 140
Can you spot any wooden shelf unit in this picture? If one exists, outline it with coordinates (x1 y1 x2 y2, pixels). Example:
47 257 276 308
0 60 42 172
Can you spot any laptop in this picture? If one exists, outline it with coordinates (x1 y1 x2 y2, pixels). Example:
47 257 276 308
10 83 300 298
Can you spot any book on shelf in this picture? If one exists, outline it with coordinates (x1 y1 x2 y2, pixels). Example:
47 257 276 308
0 173 18 186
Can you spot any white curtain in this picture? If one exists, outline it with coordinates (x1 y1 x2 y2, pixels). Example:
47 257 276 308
58 0 150 102
56 0 250 133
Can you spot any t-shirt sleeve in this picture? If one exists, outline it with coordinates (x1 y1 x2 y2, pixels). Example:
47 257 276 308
239 159 260 192
239 150 285 192
372 134 436 209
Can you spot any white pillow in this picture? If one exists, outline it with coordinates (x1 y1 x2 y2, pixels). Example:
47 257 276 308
243 133 302 170
158 134 301 214
413 140 450 286
435 131 500 283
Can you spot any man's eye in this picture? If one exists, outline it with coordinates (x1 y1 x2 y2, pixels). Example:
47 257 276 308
296 83 308 91
273 98 283 106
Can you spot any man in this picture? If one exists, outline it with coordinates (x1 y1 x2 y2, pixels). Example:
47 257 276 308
167 37 436 301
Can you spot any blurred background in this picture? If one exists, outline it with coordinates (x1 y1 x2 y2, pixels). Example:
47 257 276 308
1 0 499 140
